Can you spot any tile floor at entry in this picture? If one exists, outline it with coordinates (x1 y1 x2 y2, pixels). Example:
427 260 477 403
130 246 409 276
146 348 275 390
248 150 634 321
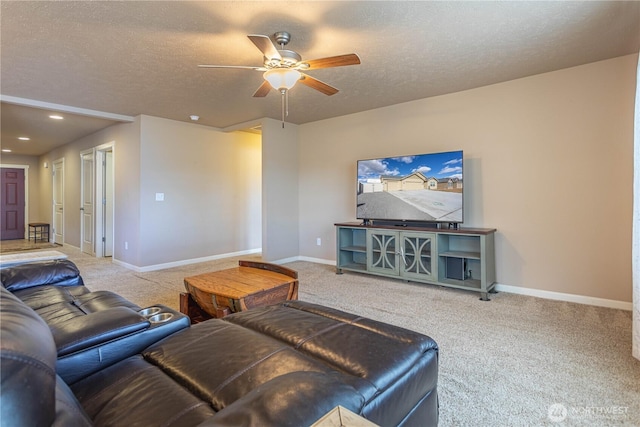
0 239 60 254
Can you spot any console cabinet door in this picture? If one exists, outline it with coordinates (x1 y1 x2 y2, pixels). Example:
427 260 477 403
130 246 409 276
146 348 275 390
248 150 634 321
367 229 399 276
400 232 436 281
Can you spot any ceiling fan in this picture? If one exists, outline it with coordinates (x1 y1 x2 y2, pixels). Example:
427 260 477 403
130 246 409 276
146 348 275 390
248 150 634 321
198 31 361 98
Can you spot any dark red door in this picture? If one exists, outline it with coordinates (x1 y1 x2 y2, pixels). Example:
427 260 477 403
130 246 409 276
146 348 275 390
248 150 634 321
1 168 25 240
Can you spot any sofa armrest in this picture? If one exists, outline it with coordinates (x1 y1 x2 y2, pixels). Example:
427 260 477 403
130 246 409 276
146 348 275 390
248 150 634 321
58 306 190 384
51 307 149 356
1 259 84 291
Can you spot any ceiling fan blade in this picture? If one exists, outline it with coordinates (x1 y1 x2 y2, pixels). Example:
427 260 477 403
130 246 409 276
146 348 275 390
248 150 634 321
253 81 271 97
299 73 339 96
198 65 266 71
247 34 282 61
302 53 361 70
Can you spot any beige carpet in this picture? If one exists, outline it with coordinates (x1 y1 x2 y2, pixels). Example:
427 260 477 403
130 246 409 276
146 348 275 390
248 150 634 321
58 246 639 426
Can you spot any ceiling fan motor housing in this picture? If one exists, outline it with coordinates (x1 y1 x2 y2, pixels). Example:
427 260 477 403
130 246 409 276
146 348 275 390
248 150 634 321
264 49 302 68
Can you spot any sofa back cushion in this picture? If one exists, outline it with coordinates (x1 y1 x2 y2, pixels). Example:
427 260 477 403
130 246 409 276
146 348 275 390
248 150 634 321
0 287 91 426
1 259 84 292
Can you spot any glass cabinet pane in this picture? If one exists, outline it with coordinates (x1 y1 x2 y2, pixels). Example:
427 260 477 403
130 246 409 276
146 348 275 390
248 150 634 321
402 233 433 279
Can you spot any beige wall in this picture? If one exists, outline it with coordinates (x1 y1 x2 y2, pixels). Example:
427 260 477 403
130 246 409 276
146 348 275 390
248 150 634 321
261 118 300 261
298 54 636 302
138 115 262 267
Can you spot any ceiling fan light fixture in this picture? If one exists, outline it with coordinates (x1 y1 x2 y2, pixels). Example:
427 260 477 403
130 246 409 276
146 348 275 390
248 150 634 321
263 68 301 91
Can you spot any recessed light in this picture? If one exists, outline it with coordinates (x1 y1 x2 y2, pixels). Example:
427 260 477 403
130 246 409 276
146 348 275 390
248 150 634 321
18 137 30 141
49 114 64 120
2 149 12 153
190 115 199 121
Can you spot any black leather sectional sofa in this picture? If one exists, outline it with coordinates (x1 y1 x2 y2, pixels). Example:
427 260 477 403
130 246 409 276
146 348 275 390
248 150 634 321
0 259 439 426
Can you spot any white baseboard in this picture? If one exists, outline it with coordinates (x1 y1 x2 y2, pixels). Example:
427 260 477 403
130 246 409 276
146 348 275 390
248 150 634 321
274 257 633 311
495 283 632 311
113 248 262 273
113 252 633 311
269 256 302 265
271 256 335 266
297 256 336 266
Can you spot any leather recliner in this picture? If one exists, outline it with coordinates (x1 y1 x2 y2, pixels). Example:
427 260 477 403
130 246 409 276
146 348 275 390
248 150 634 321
1 260 190 383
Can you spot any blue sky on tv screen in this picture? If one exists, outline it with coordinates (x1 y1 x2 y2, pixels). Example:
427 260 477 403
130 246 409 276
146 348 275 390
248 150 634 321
357 151 463 183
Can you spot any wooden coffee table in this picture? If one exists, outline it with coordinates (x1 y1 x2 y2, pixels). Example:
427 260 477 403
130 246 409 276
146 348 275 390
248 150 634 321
181 260 298 322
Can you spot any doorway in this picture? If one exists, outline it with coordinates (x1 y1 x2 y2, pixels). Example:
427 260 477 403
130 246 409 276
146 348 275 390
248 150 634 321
95 143 114 257
79 143 114 258
0 167 27 240
80 150 95 255
52 158 64 244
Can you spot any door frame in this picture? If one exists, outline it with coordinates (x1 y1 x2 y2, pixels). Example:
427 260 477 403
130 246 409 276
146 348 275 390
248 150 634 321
95 141 115 258
0 164 29 239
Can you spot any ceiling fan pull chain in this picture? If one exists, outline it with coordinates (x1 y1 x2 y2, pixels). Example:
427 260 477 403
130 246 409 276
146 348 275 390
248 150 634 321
285 90 290 117
281 89 285 128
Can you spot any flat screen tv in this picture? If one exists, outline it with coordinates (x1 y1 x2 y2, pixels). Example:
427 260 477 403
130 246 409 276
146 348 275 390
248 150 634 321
356 150 463 224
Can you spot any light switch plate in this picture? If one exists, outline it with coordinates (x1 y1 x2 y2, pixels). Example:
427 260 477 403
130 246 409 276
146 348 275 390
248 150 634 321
155 193 164 201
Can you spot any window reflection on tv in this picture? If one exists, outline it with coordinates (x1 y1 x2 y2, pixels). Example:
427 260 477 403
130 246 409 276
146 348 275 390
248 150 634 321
356 150 463 223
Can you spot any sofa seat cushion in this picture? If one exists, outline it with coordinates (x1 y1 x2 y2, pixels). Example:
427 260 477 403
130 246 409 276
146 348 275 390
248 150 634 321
24 290 142 328
12 285 89 309
142 320 360 412
225 302 438 399
33 301 87 327
71 355 217 426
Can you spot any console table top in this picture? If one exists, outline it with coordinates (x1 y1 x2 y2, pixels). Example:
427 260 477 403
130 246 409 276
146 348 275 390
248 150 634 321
334 222 496 235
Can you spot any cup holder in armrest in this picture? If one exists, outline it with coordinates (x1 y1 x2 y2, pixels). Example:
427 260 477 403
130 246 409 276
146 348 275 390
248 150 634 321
148 313 174 324
139 307 162 317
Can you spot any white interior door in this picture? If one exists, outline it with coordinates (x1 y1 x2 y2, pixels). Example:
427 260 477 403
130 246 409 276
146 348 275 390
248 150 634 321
52 159 64 244
80 150 95 255
104 150 114 256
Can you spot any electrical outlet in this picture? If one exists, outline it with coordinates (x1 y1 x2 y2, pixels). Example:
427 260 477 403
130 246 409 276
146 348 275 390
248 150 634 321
155 193 164 201
316 238 321 246
125 242 129 250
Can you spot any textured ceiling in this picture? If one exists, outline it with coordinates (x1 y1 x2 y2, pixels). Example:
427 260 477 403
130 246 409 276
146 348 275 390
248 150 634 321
1 1 639 156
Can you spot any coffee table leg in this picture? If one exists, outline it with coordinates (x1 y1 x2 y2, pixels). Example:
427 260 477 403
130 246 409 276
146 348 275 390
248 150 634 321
180 292 213 323
211 296 232 318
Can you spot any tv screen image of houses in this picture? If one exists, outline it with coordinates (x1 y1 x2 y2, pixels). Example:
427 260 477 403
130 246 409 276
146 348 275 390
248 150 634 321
356 150 463 223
